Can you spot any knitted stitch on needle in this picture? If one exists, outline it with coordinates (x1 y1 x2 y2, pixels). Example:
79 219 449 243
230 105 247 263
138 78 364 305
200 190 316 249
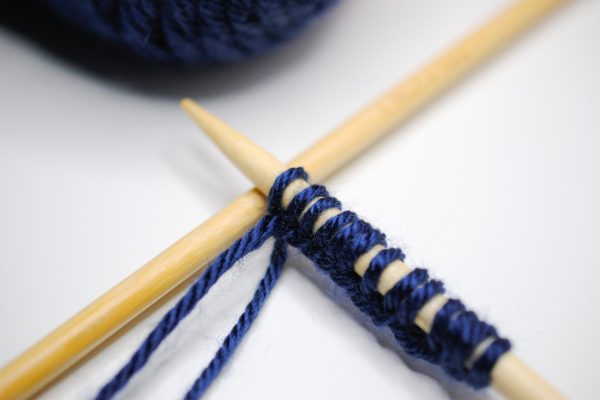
98 167 510 399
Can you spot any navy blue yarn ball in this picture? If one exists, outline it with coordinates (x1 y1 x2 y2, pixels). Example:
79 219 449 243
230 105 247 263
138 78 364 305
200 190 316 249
42 0 337 65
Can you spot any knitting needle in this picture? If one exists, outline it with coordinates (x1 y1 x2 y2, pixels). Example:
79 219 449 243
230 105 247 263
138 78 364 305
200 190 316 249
0 1 565 399
184 102 564 400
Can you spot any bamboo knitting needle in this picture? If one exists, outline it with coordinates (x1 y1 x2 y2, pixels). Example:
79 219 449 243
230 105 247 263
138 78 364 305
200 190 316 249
0 1 565 399
184 102 565 400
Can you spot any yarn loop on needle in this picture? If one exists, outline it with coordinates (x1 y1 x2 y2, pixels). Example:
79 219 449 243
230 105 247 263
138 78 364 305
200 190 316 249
268 168 511 388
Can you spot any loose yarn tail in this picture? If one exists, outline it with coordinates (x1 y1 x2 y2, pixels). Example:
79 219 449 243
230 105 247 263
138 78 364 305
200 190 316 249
182 238 287 400
96 215 280 400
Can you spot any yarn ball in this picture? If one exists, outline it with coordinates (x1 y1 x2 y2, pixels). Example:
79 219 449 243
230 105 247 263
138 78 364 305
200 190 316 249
41 0 337 65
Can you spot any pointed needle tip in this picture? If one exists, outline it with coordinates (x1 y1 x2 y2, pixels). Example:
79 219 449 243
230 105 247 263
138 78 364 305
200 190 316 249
180 97 197 113
180 98 215 133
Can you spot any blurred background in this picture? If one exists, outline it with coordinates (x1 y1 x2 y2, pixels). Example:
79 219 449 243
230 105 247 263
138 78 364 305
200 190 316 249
1 1 599 399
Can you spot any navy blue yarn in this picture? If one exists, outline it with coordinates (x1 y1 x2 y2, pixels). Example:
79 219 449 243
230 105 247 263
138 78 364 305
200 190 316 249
40 0 337 64
267 167 511 389
361 248 405 294
183 238 287 399
383 268 429 313
99 166 510 399
96 215 280 400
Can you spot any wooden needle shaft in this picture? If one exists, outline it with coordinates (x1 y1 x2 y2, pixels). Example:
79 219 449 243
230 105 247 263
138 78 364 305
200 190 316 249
0 1 565 399
295 0 566 183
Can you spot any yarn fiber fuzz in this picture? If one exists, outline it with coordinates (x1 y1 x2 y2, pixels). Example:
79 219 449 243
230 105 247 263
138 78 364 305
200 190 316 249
42 0 337 64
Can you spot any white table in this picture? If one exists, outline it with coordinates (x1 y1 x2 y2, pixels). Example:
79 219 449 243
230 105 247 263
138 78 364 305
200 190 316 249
1 1 599 398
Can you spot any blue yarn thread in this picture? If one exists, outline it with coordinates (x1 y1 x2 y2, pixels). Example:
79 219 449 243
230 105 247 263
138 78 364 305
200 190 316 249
96 216 281 400
41 0 337 64
99 167 510 399
183 238 287 400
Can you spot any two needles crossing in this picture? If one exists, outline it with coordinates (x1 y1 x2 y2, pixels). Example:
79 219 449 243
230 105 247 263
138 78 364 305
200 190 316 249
182 99 564 400
0 1 566 399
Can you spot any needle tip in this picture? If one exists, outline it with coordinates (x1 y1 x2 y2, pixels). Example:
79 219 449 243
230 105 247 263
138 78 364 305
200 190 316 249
179 98 215 133
180 97 196 113
179 98 286 195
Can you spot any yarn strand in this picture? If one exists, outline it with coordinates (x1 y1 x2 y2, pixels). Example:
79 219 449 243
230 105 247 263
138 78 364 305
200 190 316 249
96 215 279 400
183 238 287 400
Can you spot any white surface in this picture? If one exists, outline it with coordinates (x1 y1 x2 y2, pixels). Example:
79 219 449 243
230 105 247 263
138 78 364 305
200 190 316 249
1 1 599 399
